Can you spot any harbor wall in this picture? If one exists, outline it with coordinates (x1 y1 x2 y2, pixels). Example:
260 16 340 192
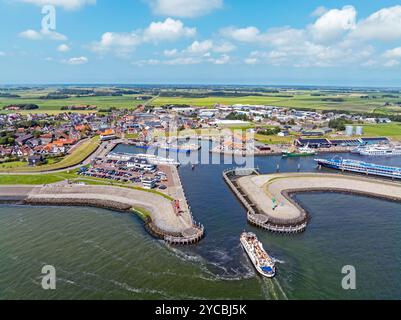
0 184 204 245
223 168 308 234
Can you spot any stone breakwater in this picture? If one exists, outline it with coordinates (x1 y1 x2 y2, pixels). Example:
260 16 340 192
223 169 308 233
224 169 401 234
0 184 204 245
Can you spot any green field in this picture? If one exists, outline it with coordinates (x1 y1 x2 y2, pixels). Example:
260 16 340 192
0 95 148 112
361 123 401 138
2 88 401 115
151 93 401 114
0 136 100 173
0 171 78 185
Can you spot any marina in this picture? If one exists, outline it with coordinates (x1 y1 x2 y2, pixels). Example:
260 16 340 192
2 152 401 299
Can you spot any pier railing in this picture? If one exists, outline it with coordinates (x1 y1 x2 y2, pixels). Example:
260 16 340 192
223 168 308 234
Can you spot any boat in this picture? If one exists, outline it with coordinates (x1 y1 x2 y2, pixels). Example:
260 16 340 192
282 144 316 158
106 152 179 166
240 232 276 278
135 154 179 166
357 144 401 156
315 157 401 179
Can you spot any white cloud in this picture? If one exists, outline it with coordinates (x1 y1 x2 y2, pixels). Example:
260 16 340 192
213 42 236 53
20 0 96 10
149 0 223 18
220 26 261 43
20 28 67 41
57 44 70 52
220 6 386 68
186 40 214 54
143 18 196 43
164 57 202 65
311 6 328 17
383 59 400 67
0 51 5 56
309 6 357 43
351 6 401 41
383 47 401 59
90 31 141 55
244 57 259 65
208 54 230 65
65 56 88 65
90 18 195 56
163 49 178 57
133 59 161 66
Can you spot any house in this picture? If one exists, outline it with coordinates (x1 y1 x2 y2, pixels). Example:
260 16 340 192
99 129 117 141
28 155 45 166
278 130 290 137
15 134 33 146
377 118 392 124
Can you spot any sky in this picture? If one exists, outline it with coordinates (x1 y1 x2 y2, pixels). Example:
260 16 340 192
1 0 401 86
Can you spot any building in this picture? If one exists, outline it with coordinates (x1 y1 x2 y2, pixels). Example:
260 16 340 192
345 125 354 136
296 138 331 148
359 137 389 145
28 155 44 166
100 129 117 141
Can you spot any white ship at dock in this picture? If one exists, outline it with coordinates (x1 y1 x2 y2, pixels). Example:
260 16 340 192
353 144 401 156
106 152 179 166
240 232 276 278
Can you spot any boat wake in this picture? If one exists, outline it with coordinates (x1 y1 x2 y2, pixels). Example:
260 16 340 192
163 243 256 281
272 257 286 264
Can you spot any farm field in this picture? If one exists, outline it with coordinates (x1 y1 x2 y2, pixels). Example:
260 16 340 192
0 95 148 112
1 87 401 115
151 93 401 114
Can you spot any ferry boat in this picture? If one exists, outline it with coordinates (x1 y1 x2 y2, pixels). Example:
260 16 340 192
282 144 316 158
357 144 401 157
240 232 276 278
315 157 401 179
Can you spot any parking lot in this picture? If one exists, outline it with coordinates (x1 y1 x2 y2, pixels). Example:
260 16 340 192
78 156 170 190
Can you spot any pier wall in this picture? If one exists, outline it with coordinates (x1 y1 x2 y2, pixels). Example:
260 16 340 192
224 171 401 234
0 184 204 245
223 169 308 234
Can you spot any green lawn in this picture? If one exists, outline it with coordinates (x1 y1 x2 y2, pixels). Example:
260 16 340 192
0 171 78 185
255 134 295 144
0 172 175 201
0 136 100 173
132 207 152 221
0 161 27 169
361 123 401 138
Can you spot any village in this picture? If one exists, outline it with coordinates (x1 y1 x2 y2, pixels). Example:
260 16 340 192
0 102 396 168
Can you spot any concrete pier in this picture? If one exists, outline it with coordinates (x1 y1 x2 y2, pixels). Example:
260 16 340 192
0 184 204 245
224 169 401 234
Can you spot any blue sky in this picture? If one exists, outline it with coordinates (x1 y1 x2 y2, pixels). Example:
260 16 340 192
1 0 401 86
